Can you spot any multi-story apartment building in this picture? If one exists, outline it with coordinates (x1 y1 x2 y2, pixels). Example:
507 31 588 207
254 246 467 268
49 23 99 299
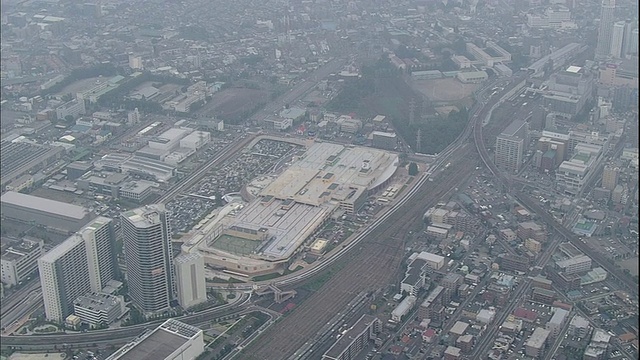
546 308 570 338
322 315 381 360
38 217 117 323
525 327 550 358
121 204 175 314
601 165 619 190
174 252 207 309
595 0 616 60
556 255 592 274
610 21 626 58
517 222 547 242
495 119 529 173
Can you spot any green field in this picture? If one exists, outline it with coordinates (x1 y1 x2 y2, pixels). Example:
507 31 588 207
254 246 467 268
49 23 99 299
574 221 595 231
211 234 259 256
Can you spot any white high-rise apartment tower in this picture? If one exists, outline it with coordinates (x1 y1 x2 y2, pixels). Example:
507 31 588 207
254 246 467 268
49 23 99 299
610 21 626 58
626 27 639 56
174 252 207 309
595 0 616 60
121 204 175 314
38 217 117 323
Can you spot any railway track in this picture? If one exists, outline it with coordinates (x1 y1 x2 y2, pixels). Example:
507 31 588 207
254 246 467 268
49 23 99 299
241 150 479 359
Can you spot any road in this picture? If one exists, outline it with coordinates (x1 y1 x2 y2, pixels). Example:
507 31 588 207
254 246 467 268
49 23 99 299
469 72 638 357
0 57 349 351
1 290 42 333
0 292 253 351
239 73 511 360
0 281 40 319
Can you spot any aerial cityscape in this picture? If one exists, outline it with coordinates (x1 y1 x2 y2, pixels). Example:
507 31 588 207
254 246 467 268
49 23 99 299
0 0 638 359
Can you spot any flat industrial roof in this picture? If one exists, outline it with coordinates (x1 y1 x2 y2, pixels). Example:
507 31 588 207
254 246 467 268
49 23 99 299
153 128 190 143
261 142 397 205
115 328 188 360
1 191 89 219
107 319 201 360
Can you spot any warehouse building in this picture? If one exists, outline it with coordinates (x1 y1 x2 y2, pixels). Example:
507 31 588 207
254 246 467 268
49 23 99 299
106 319 204 360
1 140 65 188
179 131 210 150
1 191 92 233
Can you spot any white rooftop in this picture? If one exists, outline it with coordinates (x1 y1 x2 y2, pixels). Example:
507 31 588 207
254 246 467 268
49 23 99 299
526 327 550 349
39 217 111 263
1 191 89 220
566 65 582 73
548 308 569 325
260 142 397 205
417 251 445 264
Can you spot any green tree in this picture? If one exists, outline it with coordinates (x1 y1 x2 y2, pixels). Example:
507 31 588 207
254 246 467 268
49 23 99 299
408 162 419 176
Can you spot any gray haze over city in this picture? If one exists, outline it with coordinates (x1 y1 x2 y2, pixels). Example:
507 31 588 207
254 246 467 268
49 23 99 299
0 0 638 359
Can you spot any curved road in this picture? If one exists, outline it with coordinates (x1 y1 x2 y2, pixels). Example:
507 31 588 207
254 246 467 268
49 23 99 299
0 292 252 350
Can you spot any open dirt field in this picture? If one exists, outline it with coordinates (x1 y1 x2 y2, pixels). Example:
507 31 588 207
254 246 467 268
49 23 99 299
620 257 639 276
412 78 480 103
197 88 270 122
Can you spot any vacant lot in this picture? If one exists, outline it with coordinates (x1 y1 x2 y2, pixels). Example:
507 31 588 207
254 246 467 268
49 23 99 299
197 88 270 123
412 78 480 103
620 257 639 276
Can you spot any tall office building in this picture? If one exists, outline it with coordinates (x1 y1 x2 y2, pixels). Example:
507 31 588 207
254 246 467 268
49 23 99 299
610 21 626 58
121 204 175 314
38 217 117 323
495 119 530 173
174 253 207 309
595 0 616 60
